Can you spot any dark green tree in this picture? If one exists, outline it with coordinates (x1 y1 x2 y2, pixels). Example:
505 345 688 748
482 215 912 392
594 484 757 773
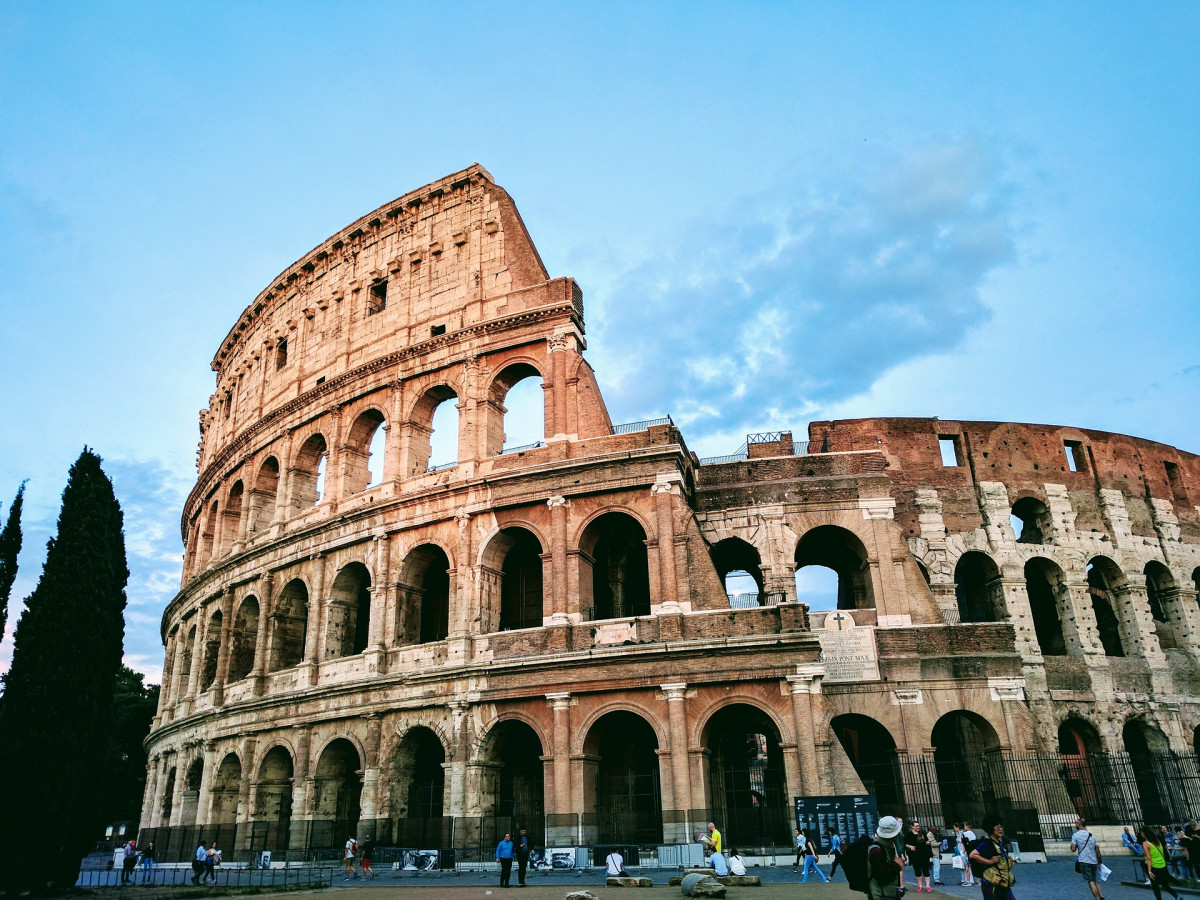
0 481 25 641
0 450 128 894
101 666 161 825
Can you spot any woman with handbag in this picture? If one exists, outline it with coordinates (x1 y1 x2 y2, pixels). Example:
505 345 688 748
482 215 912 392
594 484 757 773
1141 826 1180 900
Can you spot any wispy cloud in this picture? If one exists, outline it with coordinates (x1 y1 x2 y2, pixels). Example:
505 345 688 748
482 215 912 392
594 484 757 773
590 139 1017 454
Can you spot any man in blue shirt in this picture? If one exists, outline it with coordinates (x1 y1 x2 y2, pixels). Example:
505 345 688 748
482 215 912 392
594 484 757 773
192 842 207 885
496 833 515 888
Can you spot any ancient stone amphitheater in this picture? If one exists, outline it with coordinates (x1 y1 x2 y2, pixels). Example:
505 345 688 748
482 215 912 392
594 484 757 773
141 164 1200 863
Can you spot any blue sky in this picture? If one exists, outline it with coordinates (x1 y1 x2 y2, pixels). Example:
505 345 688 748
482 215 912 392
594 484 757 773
2 2 1198 681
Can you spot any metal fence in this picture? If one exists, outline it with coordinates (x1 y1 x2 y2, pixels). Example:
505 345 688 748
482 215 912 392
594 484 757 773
612 417 673 435
76 865 334 888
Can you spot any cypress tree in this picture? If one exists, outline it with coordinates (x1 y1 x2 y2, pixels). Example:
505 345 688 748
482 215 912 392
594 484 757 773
0 450 128 894
0 481 25 640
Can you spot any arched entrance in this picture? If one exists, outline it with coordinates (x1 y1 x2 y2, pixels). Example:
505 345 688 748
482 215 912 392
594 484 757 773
1087 558 1127 657
831 714 903 814
481 527 543 631
1058 718 1105 822
269 580 308 671
253 747 294 856
480 720 545 844
954 552 1003 623
389 727 447 846
210 753 242 824
581 512 650 620
1123 719 1172 824
181 758 204 826
325 563 371 659
312 739 362 848
584 712 663 844
931 711 1005 829
398 545 451 644
1025 558 1068 655
704 705 789 848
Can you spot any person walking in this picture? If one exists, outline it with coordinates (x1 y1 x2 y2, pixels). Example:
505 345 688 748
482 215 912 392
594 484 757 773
1070 817 1104 900
140 841 155 884
827 828 844 879
800 828 829 883
343 835 359 880
496 832 515 888
958 822 978 887
192 841 208 885
968 816 1015 900
205 843 221 884
927 826 944 886
360 836 376 879
792 828 804 873
867 816 905 900
906 821 932 892
1141 826 1180 900
515 828 531 887
120 839 137 885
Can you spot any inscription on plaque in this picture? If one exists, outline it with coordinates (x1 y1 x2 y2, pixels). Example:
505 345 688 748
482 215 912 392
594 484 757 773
818 612 880 683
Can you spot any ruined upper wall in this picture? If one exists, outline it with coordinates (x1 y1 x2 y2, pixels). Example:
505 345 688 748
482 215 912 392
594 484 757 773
808 417 1200 543
197 164 562 469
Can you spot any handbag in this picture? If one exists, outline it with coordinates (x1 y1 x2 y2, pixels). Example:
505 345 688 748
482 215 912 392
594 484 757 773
952 856 965 870
1075 832 1094 874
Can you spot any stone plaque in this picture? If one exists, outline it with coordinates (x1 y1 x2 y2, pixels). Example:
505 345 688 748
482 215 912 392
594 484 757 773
818 612 880 683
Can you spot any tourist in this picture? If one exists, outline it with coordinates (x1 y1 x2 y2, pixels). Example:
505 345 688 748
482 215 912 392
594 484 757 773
1124 825 1149 884
727 849 747 877
708 848 729 876
360 836 375 879
926 825 943 886
1069 817 1103 900
800 829 828 883
192 841 207 885
905 821 932 893
827 827 844 879
1140 826 1180 900
515 828 530 886
140 841 155 884
344 835 358 880
792 828 804 873
958 822 978 887
605 848 628 877
1170 829 1188 879
701 822 722 856
120 839 137 885
867 816 904 900
968 816 1015 900
205 842 221 883
496 832 515 888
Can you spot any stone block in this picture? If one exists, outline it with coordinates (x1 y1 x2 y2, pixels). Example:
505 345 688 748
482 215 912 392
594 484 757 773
606 877 654 887
680 874 726 897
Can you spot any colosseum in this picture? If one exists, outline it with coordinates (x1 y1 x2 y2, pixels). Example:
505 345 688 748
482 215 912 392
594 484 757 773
140 163 1200 864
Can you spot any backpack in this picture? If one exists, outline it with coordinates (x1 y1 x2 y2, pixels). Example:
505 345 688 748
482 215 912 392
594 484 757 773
967 836 990 877
842 834 874 894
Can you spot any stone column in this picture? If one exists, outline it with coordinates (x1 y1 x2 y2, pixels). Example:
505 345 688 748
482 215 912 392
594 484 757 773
251 573 273 695
366 533 389 671
141 756 161 830
213 588 237 706
198 741 221 826
446 700 470 818
660 683 693 842
787 665 825 795
272 431 295 528
385 382 404 481
546 693 572 819
448 511 473 662
652 480 681 612
360 715 383 821
301 553 327 685
547 335 569 440
547 496 570 624
181 619 204 712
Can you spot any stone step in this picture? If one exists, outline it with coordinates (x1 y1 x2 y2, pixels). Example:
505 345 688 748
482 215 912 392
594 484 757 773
605 876 654 887
671 874 761 886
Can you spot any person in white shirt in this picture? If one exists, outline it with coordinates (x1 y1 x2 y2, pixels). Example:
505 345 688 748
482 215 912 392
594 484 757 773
605 850 627 877
1070 818 1104 900
727 850 747 876
957 822 977 887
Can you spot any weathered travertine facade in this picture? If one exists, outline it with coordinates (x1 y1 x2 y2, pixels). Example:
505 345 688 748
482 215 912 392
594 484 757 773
142 165 1200 859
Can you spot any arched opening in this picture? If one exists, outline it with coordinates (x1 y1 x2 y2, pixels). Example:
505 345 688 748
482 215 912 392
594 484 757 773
325 562 371 659
1025 558 1068 656
488 363 545 456
312 739 363 844
201 500 218 562
254 747 294 856
1145 561 1180 650
248 457 279 534
481 720 545 844
1011 497 1051 545
1194 566 1200 598
389 727 447 840
343 409 387 494
954 551 1003 623
1123 719 1173 824
1058 718 1105 822
179 625 196 696
398 545 451 645
290 434 328 510
931 711 1005 829
222 481 244 555
710 538 766 608
584 711 662 844
915 559 931 586
794 525 874 611
201 609 223 690
210 753 242 823
160 767 176 822
705 704 789 847
831 714 903 814
268 579 308 672
1193 723 1200 759
228 596 259 682
185 511 201 575
581 512 650 620
482 527 543 632
1087 558 1126 657
181 758 204 826
409 386 458 475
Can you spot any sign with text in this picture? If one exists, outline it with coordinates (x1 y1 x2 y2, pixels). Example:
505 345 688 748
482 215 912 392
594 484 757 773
794 794 879 855
818 612 880 683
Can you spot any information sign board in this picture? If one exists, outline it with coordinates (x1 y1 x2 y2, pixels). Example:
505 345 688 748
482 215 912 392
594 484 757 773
793 794 879 854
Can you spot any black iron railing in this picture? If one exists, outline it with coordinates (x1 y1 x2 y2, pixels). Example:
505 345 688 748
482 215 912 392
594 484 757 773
612 417 673 435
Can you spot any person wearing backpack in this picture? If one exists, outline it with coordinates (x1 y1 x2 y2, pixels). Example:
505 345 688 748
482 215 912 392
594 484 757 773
1070 817 1104 900
968 816 1015 900
865 816 905 899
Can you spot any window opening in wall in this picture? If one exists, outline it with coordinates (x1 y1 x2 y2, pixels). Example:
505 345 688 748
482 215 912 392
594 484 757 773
725 570 759 608
794 525 874 611
711 537 769 607
428 396 459 469
1165 461 1187 505
367 279 387 315
501 373 545 451
1011 496 1051 545
315 453 328 502
938 436 962 467
1086 560 1125 657
316 376 325 386
430 324 446 337
223 392 232 419
276 338 288 369
1064 440 1083 473
366 422 386 487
